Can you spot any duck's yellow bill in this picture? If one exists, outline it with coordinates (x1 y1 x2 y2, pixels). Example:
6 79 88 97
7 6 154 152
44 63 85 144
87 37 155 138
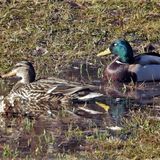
1 70 16 78
97 48 111 57
95 101 110 112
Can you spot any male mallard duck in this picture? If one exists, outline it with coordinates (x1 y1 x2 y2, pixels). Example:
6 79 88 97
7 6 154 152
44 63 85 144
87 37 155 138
0 61 103 116
97 39 160 83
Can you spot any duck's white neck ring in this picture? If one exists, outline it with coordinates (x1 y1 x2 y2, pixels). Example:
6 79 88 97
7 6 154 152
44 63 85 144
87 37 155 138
115 60 127 64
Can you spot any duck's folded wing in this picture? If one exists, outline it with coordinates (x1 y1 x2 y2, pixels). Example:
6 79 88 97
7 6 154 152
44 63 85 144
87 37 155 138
129 64 160 82
29 79 97 96
134 53 160 65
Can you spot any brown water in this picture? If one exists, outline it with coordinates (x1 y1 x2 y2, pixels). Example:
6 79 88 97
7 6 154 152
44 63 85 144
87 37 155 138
0 61 160 159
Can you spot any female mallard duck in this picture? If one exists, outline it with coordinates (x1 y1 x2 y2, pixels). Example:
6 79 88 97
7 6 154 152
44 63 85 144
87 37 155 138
97 39 160 83
0 61 103 116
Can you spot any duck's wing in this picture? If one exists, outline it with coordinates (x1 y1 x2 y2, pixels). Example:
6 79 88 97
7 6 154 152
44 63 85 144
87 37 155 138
36 77 99 94
9 78 101 102
134 52 160 65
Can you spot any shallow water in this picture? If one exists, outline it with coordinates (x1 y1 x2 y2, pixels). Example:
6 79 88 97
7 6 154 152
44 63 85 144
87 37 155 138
0 61 160 158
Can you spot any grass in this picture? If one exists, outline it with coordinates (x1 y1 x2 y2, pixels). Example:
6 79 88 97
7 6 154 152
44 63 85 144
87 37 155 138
0 0 160 74
1 111 160 159
0 0 160 159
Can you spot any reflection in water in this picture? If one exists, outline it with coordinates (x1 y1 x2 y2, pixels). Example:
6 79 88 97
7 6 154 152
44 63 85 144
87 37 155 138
59 60 160 103
0 61 160 158
0 112 117 158
58 60 102 84
58 60 160 120
101 82 160 104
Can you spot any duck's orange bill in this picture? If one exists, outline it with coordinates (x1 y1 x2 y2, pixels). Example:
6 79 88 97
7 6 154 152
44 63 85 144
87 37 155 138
97 48 111 57
1 70 16 78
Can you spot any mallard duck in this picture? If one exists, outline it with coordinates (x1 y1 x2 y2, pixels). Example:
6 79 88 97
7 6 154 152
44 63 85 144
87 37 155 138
97 39 160 83
0 61 103 116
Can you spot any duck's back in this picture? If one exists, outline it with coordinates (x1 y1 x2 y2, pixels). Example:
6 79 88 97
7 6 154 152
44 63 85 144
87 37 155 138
134 53 160 65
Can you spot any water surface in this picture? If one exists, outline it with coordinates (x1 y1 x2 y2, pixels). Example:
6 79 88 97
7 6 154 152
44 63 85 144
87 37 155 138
0 61 160 158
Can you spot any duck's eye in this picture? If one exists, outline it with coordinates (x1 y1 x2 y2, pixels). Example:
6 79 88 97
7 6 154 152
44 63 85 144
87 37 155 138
113 43 117 46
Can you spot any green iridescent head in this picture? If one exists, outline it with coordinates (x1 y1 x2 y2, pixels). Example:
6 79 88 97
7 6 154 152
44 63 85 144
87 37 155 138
97 39 134 63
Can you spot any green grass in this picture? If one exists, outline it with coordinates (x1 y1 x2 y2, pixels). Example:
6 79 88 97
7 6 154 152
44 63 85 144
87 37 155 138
50 111 160 160
0 0 160 159
1 111 160 159
0 0 160 74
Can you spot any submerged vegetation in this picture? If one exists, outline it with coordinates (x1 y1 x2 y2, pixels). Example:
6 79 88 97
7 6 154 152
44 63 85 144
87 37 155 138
0 0 160 159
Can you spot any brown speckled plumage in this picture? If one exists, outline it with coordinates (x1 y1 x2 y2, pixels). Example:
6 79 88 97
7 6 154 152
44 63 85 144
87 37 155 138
0 61 102 116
